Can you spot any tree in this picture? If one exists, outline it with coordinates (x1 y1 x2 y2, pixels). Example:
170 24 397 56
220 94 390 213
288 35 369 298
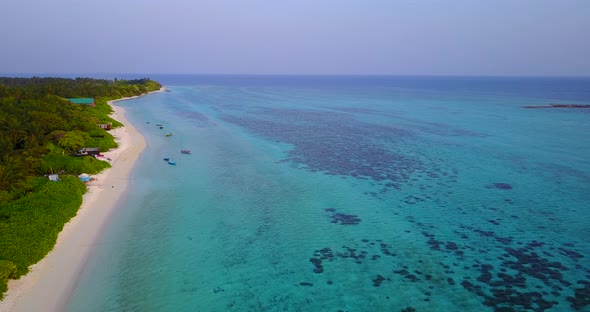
57 130 89 153
0 156 25 191
29 111 68 135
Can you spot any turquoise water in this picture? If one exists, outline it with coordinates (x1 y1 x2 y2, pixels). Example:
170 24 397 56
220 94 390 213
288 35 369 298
67 76 590 312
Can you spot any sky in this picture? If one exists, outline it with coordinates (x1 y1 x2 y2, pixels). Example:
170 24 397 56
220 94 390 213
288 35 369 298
0 0 589 76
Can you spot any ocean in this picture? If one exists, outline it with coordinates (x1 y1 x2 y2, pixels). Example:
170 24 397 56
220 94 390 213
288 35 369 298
66 76 590 312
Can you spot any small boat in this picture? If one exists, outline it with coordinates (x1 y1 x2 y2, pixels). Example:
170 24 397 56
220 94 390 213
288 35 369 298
181 150 191 154
159 126 164 129
163 156 170 161
166 133 173 137
156 124 163 127
168 160 176 165
78 173 91 182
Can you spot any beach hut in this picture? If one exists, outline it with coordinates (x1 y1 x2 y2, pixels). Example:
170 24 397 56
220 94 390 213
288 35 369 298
67 98 95 107
48 174 60 182
77 147 100 156
97 123 112 130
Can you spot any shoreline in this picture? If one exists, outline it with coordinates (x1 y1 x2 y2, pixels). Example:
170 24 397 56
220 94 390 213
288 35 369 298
0 88 164 312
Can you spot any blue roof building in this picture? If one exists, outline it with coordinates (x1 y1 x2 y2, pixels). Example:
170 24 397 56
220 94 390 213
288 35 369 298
67 98 95 106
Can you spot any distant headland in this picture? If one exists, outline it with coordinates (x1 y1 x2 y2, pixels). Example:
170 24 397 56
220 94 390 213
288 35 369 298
523 104 590 109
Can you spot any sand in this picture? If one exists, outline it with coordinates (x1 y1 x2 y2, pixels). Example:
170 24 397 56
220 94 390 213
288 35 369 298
0 88 163 312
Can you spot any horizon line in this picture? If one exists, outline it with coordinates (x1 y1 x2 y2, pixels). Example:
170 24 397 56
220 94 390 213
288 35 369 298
2 73 590 79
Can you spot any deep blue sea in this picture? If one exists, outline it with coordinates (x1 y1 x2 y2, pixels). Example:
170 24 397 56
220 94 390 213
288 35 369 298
66 76 590 312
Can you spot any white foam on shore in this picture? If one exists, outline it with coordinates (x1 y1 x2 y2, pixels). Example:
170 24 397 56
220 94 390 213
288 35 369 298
0 88 164 312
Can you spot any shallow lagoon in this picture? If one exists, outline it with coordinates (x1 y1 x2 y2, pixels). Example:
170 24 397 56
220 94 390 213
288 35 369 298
67 76 590 311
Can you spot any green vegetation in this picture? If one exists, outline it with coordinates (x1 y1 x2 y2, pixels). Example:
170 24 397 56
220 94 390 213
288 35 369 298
41 155 111 175
0 77 161 299
0 177 86 277
0 260 16 296
89 98 123 128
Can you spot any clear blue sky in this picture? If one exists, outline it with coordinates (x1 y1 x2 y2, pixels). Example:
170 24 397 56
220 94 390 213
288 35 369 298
1 0 589 76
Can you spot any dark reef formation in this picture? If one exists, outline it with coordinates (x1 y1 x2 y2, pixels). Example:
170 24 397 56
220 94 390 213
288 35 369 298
216 103 589 311
325 208 361 225
372 274 386 287
305 226 589 311
220 108 423 191
486 183 513 190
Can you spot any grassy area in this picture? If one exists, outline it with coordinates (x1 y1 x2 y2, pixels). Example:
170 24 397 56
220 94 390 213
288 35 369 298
0 177 86 299
40 155 111 175
88 98 124 128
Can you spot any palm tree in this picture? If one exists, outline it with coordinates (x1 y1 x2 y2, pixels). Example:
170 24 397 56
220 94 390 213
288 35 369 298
0 156 25 191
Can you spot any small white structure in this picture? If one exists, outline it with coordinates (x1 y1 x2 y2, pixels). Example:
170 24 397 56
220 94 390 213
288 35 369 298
78 173 91 182
48 174 60 182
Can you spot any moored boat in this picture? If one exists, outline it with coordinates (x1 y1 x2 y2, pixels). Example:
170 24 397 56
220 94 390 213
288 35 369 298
163 156 170 161
166 133 173 137
181 149 191 154
168 160 176 165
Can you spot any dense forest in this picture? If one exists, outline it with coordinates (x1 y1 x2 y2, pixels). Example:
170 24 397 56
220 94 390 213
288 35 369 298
0 77 161 299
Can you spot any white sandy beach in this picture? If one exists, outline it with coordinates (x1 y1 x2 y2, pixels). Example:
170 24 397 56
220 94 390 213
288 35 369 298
0 88 163 312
